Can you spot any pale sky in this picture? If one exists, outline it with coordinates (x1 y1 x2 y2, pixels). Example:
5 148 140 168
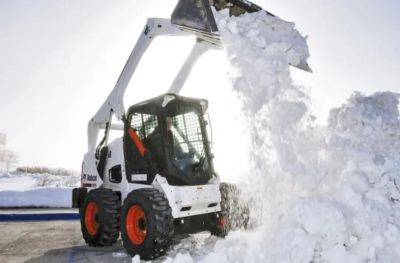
0 0 399 171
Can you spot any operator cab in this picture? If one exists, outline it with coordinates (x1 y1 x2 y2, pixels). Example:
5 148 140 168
124 93 215 186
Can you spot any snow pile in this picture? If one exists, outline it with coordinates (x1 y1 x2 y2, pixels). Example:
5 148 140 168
0 188 74 207
0 171 79 207
214 9 400 263
163 9 400 263
272 92 400 262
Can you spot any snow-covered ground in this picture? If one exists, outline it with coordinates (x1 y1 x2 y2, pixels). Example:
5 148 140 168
0 171 79 207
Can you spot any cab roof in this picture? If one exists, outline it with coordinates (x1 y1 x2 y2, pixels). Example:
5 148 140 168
126 93 209 117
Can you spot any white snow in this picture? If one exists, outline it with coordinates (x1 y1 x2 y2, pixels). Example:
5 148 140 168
160 8 400 263
0 171 79 207
112 251 129 258
0 173 37 191
2 7 399 263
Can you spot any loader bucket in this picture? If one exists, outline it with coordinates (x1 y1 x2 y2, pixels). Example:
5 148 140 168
171 0 311 72
171 0 218 33
171 0 274 33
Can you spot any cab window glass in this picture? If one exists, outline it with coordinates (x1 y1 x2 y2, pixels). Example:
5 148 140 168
130 113 158 140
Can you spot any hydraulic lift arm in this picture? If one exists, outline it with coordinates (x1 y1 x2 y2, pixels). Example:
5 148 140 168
87 0 311 152
87 17 218 152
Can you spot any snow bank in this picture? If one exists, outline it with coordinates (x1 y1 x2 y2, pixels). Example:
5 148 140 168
0 172 79 207
164 9 400 263
271 92 400 263
0 188 73 207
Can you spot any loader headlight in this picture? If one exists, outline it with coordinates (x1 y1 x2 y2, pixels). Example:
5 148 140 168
162 94 175 107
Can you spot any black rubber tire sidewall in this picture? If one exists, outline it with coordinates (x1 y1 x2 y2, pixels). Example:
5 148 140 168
121 192 156 257
80 189 120 246
120 188 173 260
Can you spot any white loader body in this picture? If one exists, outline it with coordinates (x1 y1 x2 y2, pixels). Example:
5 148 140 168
81 137 221 219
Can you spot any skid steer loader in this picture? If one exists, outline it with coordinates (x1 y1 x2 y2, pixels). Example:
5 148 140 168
72 0 310 259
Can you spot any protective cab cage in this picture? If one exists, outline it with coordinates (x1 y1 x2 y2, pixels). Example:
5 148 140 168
96 93 215 187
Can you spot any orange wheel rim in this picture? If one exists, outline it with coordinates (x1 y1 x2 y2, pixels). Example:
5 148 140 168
85 201 99 236
126 205 147 245
217 215 227 229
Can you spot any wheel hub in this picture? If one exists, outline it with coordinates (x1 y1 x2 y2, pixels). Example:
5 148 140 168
138 218 147 230
126 205 147 245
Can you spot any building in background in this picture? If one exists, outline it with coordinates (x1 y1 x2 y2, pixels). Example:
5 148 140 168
0 133 6 170
0 133 18 171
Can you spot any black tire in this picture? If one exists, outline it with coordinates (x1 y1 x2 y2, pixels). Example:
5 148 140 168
211 183 250 237
80 188 120 246
120 188 174 260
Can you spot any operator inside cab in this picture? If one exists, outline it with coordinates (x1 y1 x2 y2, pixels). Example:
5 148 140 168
146 116 193 167
165 116 194 160
126 95 212 185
